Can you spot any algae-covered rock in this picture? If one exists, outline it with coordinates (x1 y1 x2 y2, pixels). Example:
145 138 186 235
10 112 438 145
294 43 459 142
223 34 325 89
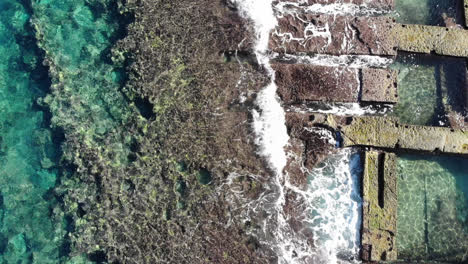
361 151 398 262
32 0 275 263
333 115 468 154
392 24 468 57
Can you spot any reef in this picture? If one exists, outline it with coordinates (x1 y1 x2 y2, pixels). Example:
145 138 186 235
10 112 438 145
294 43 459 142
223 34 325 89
33 0 276 263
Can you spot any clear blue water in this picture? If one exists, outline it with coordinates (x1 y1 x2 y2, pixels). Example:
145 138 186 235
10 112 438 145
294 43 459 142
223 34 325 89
0 0 128 262
397 155 468 262
0 1 67 262
391 53 467 126
394 0 462 26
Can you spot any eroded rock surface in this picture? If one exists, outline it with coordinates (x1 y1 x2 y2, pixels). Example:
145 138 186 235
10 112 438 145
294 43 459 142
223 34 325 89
55 0 275 263
361 151 398 262
273 64 398 104
284 112 335 187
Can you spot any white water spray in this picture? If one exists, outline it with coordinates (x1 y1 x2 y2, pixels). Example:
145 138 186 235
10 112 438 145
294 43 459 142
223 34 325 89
232 1 365 263
234 0 289 175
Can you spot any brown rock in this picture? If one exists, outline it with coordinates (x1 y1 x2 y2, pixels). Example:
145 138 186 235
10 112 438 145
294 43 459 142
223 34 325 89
273 64 359 103
361 68 398 103
284 113 335 187
273 64 398 104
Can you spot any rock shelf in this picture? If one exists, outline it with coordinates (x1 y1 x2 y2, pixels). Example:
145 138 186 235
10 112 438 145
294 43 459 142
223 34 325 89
393 24 468 57
361 151 398 262
273 64 398 104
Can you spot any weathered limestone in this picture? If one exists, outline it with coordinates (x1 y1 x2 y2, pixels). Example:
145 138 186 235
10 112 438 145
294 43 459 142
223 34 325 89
274 0 394 10
361 151 397 262
272 64 398 103
270 14 396 56
329 116 468 154
393 24 468 57
361 68 398 103
465 0 468 28
274 64 359 103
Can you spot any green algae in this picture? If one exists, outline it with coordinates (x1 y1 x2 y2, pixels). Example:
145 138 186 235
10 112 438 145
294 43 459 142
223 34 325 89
31 0 136 158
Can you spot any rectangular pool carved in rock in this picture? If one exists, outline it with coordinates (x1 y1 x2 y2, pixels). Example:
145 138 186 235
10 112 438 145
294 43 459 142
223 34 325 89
393 24 468 57
362 151 397 262
270 14 396 56
274 0 394 10
272 64 398 104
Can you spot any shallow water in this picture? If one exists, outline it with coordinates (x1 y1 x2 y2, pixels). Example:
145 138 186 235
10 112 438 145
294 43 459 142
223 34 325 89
391 53 467 126
305 149 363 263
394 0 462 26
397 154 468 262
0 1 67 262
0 0 128 262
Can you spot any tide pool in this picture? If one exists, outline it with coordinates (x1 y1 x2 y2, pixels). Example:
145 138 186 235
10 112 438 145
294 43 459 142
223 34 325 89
394 0 461 25
397 155 468 262
391 53 467 126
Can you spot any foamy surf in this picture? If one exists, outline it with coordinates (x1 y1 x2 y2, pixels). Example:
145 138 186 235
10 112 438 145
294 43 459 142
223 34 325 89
232 0 364 263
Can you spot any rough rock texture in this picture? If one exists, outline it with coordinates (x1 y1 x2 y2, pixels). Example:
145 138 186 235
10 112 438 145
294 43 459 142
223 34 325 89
273 64 398 104
284 113 335 187
274 0 394 10
328 116 468 154
465 0 468 27
393 24 468 57
361 68 398 103
361 151 397 262
55 0 277 263
270 14 396 56
273 64 359 103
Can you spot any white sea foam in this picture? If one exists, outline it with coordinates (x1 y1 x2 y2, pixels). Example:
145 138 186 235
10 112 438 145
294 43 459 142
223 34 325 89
232 1 364 263
275 1 390 16
233 0 289 175
288 103 392 116
303 149 363 263
276 53 394 68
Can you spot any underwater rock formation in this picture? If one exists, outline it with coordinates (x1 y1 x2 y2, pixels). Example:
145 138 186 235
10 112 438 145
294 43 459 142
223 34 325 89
33 0 275 262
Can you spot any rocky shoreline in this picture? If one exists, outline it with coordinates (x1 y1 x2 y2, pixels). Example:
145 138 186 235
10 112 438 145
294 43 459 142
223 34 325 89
32 0 468 262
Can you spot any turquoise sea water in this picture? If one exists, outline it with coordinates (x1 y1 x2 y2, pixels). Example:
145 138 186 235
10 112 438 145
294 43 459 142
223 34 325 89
0 0 128 262
0 1 67 262
397 155 468 262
